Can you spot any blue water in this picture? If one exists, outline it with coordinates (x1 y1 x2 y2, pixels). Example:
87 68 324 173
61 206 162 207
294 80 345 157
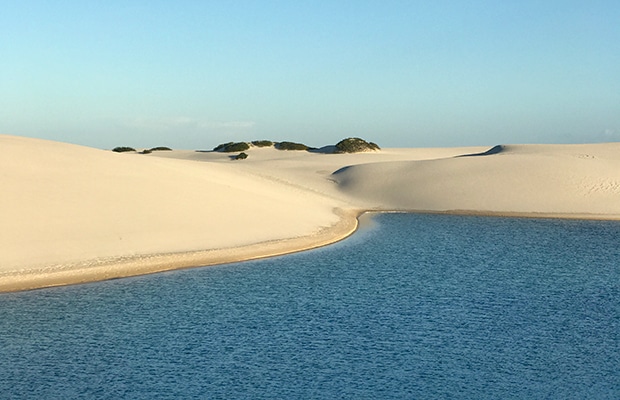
1 214 619 399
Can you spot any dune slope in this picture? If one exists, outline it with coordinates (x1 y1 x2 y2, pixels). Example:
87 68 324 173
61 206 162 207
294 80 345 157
0 135 353 291
332 143 620 216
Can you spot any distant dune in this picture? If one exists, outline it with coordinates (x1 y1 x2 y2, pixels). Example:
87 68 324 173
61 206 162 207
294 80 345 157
2 134 619 291
332 143 620 216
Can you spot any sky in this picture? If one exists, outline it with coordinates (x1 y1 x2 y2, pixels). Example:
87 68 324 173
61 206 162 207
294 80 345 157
1 1 619 149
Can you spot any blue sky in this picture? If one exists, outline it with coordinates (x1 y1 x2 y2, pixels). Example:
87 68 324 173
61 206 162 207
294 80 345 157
1 1 619 149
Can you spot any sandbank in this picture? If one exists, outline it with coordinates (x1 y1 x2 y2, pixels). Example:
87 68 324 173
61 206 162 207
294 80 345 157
2 135 620 292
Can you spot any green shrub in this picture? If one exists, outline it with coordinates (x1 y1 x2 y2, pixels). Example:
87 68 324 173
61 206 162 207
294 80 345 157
149 146 172 151
112 146 136 153
334 137 380 153
233 152 248 160
140 149 153 154
275 141 310 151
251 140 274 147
213 142 231 151
213 142 250 152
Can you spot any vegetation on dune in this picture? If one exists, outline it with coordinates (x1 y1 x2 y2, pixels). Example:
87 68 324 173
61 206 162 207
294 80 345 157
275 141 311 151
212 140 311 152
251 140 274 147
334 137 380 153
113 139 380 155
202 138 381 155
141 146 171 154
112 146 136 153
233 152 248 160
112 146 171 153
213 142 251 152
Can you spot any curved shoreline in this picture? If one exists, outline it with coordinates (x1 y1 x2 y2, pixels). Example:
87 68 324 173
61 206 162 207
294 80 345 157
0 208 361 293
3 208 620 293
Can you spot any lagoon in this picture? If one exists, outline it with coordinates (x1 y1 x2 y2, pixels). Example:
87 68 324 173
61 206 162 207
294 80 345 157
1 214 619 399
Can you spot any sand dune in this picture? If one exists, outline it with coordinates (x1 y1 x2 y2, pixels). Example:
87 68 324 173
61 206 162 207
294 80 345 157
333 143 620 216
2 134 619 291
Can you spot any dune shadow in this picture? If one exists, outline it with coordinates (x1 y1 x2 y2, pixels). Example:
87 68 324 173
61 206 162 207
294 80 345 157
457 145 505 157
332 165 352 175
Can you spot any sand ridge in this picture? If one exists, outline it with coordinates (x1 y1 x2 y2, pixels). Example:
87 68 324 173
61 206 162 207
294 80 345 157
2 134 620 291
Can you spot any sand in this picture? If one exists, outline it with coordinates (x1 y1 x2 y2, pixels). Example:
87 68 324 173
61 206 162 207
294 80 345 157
2 135 620 292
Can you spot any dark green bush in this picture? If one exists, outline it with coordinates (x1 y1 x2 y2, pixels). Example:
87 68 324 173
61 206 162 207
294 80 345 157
149 146 172 151
213 142 250 152
334 137 380 153
233 152 248 160
213 142 231 151
112 146 136 153
140 149 153 154
251 140 274 147
275 141 310 151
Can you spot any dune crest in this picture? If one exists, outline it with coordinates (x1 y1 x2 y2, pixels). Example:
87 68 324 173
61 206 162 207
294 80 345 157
2 135 620 291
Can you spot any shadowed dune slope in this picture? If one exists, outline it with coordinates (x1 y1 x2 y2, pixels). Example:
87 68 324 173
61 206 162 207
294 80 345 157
332 143 620 216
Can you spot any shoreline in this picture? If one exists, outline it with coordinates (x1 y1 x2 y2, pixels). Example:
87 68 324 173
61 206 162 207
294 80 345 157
3 208 620 293
370 209 620 221
0 208 361 293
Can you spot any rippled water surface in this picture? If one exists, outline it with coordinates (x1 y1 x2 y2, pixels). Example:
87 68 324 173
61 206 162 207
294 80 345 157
1 214 619 399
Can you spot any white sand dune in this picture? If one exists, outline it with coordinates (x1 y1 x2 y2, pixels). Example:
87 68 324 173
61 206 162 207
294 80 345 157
332 143 620 216
2 134 619 291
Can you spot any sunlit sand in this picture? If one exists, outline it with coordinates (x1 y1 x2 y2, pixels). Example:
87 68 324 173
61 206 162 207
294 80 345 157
2 134 619 291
